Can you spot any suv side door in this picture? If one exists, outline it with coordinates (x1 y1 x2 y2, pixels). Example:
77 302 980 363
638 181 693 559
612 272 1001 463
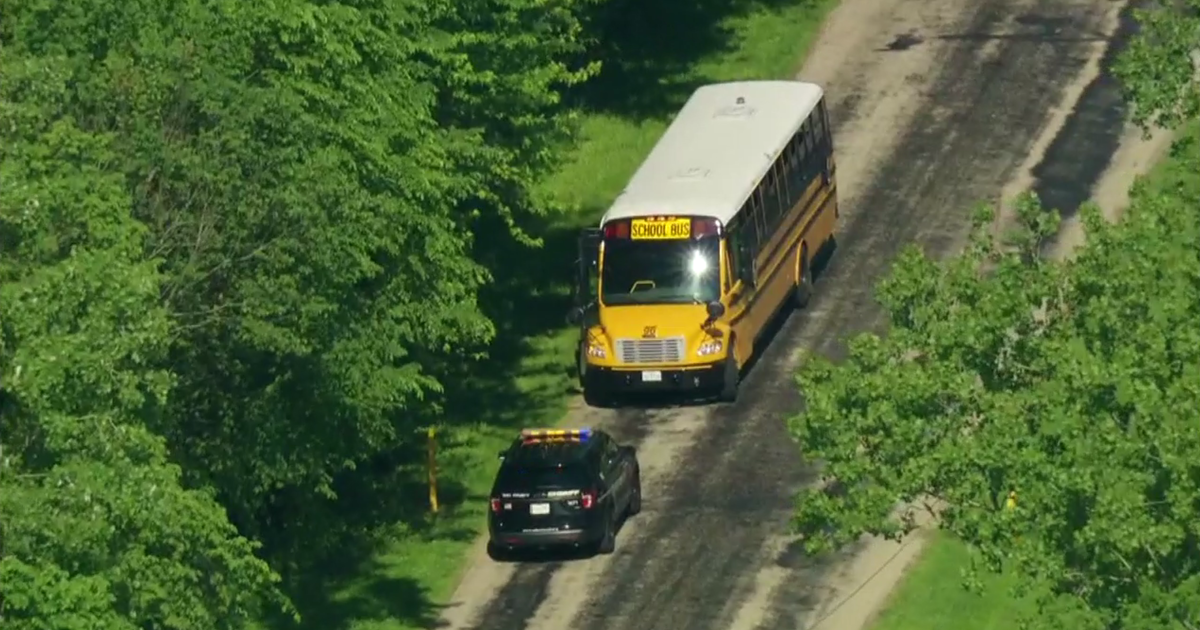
596 434 629 510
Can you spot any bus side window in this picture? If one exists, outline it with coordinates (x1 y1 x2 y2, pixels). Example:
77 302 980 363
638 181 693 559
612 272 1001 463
729 216 756 287
761 163 775 230
818 100 833 155
802 121 818 182
793 135 806 202
726 219 741 291
772 159 789 222
812 106 824 154
777 145 787 216
788 132 805 199
794 128 810 189
752 187 768 247
759 168 778 235
813 108 829 177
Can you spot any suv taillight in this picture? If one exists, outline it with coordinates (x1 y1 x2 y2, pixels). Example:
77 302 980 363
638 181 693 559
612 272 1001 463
580 491 596 509
490 498 501 513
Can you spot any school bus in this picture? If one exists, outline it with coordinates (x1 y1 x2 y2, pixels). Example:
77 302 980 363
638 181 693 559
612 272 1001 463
568 80 838 406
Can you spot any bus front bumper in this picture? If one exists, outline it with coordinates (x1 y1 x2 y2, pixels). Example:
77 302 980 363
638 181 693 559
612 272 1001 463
583 361 725 394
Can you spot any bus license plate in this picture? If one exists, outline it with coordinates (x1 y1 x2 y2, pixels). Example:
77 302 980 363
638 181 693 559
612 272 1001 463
641 371 662 382
530 503 550 515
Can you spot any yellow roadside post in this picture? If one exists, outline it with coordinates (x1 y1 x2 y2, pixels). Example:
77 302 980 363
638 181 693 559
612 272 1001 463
1006 490 1019 545
428 427 439 513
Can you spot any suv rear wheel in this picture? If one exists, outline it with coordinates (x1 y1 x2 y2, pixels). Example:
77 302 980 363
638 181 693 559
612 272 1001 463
627 469 642 516
486 541 510 562
595 512 617 555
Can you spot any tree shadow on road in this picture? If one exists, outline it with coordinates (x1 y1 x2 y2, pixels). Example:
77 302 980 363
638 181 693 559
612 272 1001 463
574 0 825 119
280 568 446 630
1028 3 1141 228
257 455 477 629
447 212 589 425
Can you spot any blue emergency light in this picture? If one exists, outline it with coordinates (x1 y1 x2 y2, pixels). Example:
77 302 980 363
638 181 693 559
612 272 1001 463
520 427 592 443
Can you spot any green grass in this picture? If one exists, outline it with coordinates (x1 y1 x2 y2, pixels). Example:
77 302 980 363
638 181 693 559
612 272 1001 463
1138 120 1200 197
272 2 841 629
865 536 1035 630
543 1 836 213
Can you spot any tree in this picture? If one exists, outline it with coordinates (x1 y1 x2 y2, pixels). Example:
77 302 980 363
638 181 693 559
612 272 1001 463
0 56 290 630
792 3 1200 625
1 0 601 551
1114 0 1200 130
790 180 1200 629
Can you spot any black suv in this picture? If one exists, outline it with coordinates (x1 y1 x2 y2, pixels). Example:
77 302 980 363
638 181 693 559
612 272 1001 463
487 428 641 559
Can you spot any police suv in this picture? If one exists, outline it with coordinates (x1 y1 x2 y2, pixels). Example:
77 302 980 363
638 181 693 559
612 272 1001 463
487 428 641 559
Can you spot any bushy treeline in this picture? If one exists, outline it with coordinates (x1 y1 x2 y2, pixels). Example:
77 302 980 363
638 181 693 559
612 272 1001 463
789 3 1200 628
0 0 643 625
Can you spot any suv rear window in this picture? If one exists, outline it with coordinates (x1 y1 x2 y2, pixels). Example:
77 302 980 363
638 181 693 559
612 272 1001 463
496 464 591 491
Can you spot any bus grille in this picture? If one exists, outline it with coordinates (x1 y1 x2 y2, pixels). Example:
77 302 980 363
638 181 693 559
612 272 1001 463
615 338 685 364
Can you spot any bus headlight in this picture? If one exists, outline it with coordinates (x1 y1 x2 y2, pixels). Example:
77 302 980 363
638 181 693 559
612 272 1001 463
586 344 607 359
697 340 723 356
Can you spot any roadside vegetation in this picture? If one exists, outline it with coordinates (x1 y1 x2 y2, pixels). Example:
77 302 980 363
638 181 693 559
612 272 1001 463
790 4 1200 629
0 0 835 629
859 118 1200 630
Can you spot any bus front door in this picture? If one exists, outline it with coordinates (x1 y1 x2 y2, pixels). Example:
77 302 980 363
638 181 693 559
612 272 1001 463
574 228 602 318
571 228 602 386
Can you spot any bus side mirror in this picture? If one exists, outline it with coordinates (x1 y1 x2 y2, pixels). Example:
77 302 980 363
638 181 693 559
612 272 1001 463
567 306 585 325
705 301 725 320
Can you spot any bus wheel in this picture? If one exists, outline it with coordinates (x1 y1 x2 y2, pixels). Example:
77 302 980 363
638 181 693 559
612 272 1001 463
575 344 587 389
718 345 739 403
794 246 813 309
583 384 611 408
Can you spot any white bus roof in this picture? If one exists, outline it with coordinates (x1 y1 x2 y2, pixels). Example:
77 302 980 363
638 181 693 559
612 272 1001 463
600 80 824 227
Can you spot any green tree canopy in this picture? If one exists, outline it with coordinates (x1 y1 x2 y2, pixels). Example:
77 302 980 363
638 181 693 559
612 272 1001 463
792 6 1200 627
0 57 289 630
1 0 599 545
791 187 1200 628
2 0 601 624
1115 0 1200 130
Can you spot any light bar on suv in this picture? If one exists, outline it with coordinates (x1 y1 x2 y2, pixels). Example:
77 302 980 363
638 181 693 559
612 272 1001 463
520 428 592 443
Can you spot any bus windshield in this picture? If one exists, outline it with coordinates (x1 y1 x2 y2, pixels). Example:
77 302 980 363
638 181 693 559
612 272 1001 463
600 237 721 306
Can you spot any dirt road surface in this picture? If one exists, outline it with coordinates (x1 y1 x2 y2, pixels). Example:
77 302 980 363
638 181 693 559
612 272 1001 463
439 1 1164 629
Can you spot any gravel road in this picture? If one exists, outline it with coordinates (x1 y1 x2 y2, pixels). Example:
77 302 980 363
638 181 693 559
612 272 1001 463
437 1 1168 629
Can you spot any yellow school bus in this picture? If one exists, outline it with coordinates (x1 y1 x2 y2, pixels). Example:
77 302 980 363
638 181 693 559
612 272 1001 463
568 81 838 406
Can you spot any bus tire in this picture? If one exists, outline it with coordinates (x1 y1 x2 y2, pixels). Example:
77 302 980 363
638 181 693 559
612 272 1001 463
583 383 611 408
718 345 739 403
794 244 813 309
574 345 585 389
576 343 593 390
